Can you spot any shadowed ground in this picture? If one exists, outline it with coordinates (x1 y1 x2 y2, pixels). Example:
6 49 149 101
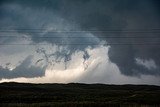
0 82 160 107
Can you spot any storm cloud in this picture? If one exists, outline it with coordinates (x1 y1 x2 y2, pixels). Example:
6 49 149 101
0 0 160 85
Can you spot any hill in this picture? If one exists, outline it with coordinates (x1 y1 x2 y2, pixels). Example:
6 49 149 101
0 82 160 107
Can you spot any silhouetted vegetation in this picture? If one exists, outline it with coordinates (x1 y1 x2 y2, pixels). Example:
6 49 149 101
0 82 160 107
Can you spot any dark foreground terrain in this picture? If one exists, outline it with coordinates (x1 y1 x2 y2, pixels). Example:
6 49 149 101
0 82 160 107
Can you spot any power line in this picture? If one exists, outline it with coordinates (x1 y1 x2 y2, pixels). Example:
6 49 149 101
0 31 160 33
1 29 160 33
1 28 160 30
0 43 160 45
0 36 160 38
0 29 160 45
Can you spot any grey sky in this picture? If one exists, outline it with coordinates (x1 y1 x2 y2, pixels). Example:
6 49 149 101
0 0 160 85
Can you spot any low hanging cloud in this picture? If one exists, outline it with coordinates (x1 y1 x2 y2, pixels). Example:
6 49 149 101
0 56 46 79
135 58 157 70
1 45 160 85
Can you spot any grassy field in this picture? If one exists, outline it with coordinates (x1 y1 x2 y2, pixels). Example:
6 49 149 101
0 82 160 107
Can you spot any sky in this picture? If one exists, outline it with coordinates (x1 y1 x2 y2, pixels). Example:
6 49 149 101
0 0 160 85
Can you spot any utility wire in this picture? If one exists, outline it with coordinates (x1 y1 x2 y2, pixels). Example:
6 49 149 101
0 36 160 38
0 43 160 45
0 29 160 45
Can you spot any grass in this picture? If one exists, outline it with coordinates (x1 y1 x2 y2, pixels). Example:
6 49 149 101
0 82 160 107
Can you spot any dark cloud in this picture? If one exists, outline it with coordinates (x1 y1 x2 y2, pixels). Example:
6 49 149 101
55 0 160 76
0 0 160 77
0 56 45 79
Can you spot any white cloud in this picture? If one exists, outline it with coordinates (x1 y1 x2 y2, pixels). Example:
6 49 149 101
1 44 160 86
135 58 157 70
